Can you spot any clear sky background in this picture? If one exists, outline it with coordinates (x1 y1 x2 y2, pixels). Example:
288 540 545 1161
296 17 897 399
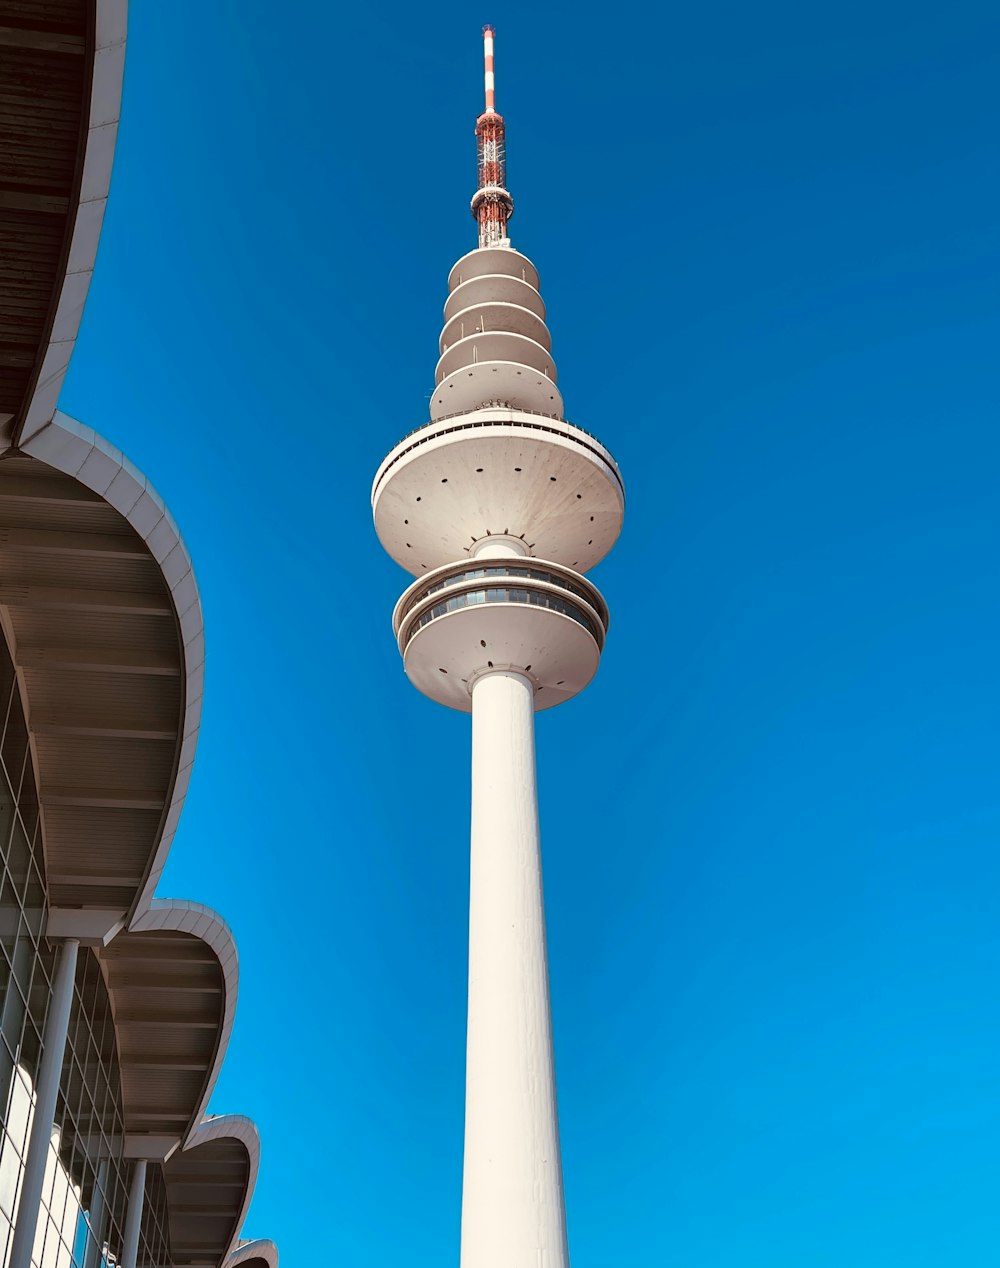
61 1 999 1264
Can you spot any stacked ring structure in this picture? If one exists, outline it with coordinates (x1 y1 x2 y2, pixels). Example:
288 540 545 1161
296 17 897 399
393 558 609 712
431 247 564 419
375 244 623 713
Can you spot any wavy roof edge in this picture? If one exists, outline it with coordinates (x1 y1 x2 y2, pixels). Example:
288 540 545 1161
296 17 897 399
168 1114 263 1268
126 898 239 1152
228 1240 279 1268
10 0 128 448
5 409 206 920
2 2 278 1261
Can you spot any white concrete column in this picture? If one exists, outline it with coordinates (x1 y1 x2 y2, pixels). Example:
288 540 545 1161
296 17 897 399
461 670 569 1268
0 931 34 1117
84 1157 110 1268
121 1159 146 1268
8 938 79 1268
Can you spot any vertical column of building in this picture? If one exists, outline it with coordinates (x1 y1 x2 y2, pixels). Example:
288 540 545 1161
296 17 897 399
121 1160 147 1268
7 940 79 1268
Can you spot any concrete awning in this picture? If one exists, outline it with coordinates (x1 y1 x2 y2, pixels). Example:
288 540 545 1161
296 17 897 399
3 4 277 1262
98 901 238 1159
163 1116 260 1268
1 0 125 442
0 418 205 921
228 1240 278 1268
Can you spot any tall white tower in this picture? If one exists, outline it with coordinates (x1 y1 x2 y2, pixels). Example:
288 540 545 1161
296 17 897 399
372 27 624 1268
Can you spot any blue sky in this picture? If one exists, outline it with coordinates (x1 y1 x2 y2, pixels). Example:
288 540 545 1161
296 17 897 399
62 1 1000 1264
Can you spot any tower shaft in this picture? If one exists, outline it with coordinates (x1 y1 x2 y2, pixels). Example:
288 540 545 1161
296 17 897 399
463 670 569 1268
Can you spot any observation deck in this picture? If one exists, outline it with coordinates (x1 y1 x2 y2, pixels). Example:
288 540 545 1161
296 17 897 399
372 406 624 576
393 558 608 711
375 230 624 717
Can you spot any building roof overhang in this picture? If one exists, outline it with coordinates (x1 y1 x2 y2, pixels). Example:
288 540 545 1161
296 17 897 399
1 0 126 443
164 1115 261 1268
3 5 203 923
3 8 277 1263
0 413 204 920
96 899 238 1161
227 1239 279 1268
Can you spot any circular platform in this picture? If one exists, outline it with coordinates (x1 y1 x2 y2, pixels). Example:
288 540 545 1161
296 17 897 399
447 246 540 293
444 273 546 323
430 360 563 419
393 558 608 712
372 408 624 576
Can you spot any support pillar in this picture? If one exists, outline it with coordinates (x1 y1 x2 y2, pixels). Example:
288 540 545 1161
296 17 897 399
0 930 34 1133
84 1157 110 1268
460 670 569 1268
8 938 79 1268
121 1159 146 1268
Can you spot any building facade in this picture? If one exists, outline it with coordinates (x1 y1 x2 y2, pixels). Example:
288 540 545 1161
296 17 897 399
0 5 276 1268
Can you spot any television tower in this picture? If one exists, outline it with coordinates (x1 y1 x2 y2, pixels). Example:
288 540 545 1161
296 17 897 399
372 26 624 1268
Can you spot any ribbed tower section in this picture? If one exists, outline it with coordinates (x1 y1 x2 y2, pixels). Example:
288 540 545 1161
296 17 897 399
372 28 624 1268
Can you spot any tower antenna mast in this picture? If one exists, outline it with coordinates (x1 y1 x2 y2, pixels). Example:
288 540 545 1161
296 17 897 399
472 25 514 248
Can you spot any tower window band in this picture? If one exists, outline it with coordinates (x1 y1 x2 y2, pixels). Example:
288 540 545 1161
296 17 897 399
405 586 604 647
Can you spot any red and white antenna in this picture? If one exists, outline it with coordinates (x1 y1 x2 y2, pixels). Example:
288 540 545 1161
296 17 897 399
471 25 513 248
483 23 496 112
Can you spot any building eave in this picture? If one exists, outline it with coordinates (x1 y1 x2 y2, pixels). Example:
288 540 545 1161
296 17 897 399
127 899 239 1150
165 1114 262 1268
8 0 128 447
3 410 205 921
227 1239 279 1268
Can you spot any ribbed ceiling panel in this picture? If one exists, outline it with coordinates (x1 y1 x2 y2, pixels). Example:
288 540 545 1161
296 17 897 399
0 453 184 913
99 929 225 1142
165 1137 251 1268
0 3 88 422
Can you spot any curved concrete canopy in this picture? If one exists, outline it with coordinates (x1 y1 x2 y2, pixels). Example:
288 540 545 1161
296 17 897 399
0 412 204 921
95 900 237 1160
2 0 127 444
0 10 203 924
3 11 277 1266
0 12 202 925
228 1240 278 1268
164 1115 260 1268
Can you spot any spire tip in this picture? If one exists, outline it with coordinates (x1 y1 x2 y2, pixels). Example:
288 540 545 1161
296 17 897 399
483 24 496 113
